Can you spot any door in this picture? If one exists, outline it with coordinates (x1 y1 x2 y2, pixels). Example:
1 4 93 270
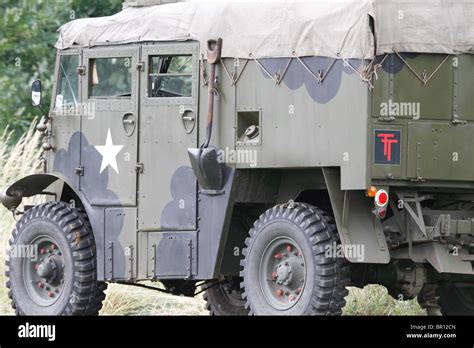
138 42 199 231
80 47 139 206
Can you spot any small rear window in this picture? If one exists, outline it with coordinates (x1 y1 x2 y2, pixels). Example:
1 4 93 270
149 55 193 98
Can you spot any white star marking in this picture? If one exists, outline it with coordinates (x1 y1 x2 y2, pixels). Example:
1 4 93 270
94 129 124 174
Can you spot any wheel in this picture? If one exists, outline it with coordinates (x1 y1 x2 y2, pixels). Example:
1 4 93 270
5 202 101 315
438 285 474 315
204 278 249 316
85 281 108 315
241 203 350 315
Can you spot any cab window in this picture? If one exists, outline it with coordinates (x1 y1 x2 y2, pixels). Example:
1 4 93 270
149 55 193 98
55 55 79 108
90 57 132 98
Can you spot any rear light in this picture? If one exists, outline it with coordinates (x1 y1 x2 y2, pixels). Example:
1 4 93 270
367 186 377 198
372 189 389 219
375 189 389 207
376 206 387 219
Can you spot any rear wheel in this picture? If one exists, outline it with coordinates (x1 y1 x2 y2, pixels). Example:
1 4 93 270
204 278 249 316
85 282 108 315
241 203 350 315
439 285 474 315
5 202 102 315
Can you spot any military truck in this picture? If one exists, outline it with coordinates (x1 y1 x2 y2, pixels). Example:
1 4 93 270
2 0 474 315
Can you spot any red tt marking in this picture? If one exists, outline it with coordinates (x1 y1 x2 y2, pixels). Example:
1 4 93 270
377 133 398 161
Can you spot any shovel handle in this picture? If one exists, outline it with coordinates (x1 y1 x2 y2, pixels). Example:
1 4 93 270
201 38 223 149
207 38 223 64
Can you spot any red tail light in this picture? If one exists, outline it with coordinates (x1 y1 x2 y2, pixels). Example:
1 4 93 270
375 189 389 207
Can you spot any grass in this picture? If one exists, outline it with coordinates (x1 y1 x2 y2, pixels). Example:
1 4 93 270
344 285 425 316
100 283 207 316
0 124 425 316
98 283 425 316
0 122 43 315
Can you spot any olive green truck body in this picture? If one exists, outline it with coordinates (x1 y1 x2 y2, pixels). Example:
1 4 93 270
2 0 474 315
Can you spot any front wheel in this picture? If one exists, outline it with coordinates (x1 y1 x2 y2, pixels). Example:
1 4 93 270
5 202 103 315
241 203 350 315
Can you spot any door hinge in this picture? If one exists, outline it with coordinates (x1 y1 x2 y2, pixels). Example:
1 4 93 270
136 62 145 71
75 166 84 176
77 66 86 76
135 163 144 173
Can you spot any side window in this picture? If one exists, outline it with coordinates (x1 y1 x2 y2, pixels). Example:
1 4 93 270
149 55 193 98
90 57 132 98
56 55 79 108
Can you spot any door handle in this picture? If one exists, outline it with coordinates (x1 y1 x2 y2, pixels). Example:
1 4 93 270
122 112 136 137
181 109 196 134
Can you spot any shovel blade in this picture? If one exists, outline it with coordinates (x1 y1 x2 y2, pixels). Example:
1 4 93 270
188 147 223 191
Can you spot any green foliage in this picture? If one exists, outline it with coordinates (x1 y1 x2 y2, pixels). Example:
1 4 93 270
0 0 123 140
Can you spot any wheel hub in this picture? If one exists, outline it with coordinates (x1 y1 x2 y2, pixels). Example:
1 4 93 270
24 238 65 305
37 260 54 279
36 256 63 283
276 262 293 285
260 237 307 310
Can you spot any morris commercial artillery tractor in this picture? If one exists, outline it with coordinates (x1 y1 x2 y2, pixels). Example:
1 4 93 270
2 0 474 315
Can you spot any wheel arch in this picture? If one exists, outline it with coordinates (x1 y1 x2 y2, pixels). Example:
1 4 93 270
220 168 330 277
2 173 92 213
219 167 390 277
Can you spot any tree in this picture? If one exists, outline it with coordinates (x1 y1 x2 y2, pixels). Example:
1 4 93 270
0 0 123 140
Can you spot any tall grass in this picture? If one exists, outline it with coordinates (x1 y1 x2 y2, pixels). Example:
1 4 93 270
0 124 425 316
0 121 42 314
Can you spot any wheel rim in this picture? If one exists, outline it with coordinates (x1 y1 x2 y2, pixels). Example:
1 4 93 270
22 235 66 306
259 236 306 311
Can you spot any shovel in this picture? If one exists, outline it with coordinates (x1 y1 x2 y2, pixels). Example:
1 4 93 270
188 38 224 191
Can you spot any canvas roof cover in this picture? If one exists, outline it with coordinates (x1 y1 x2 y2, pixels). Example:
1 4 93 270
55 0 474 59
372 0 474 56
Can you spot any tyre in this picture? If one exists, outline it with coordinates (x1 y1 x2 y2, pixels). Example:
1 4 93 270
85 281 108 315
438 285 474 315
5 202 102 315
204 278 249 316
241 203 350 315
